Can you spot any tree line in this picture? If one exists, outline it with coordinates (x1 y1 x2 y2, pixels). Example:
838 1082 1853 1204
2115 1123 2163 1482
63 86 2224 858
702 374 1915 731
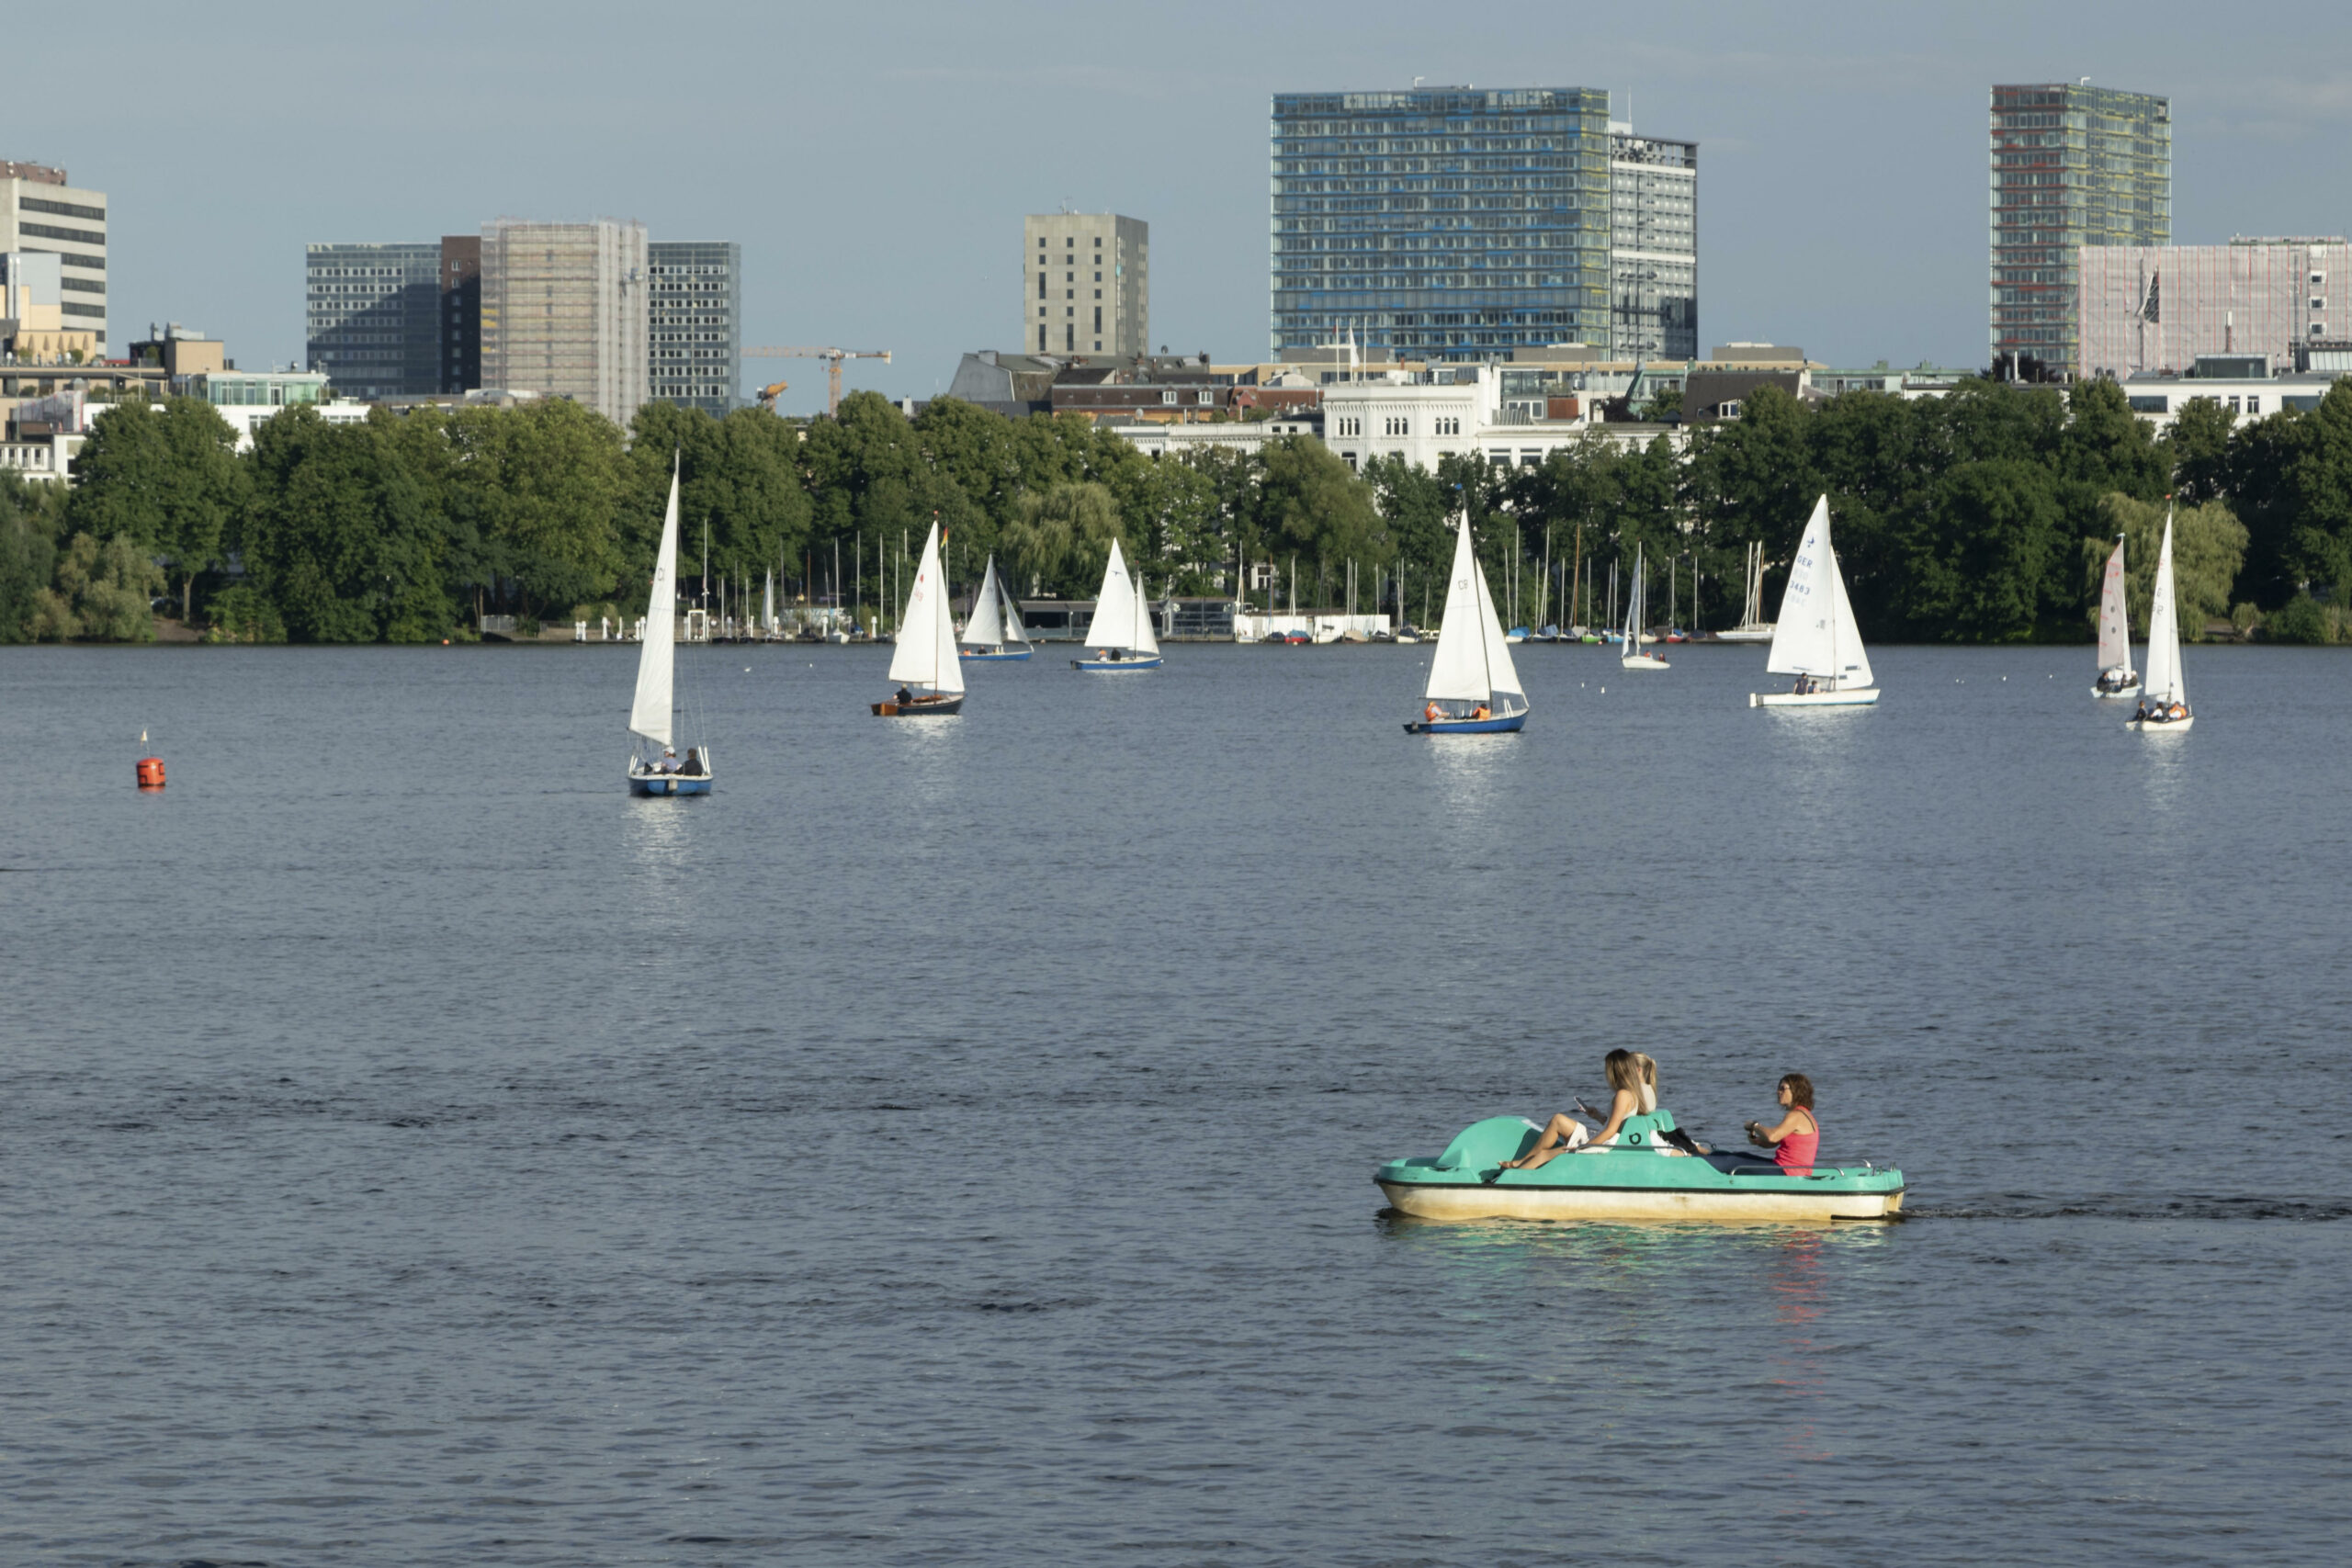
6 373 2352 647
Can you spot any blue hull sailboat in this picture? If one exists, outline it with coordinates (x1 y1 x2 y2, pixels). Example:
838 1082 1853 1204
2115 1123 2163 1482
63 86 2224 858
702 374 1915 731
959 553 1035 662
626 458 714 795
1404 512 1528 734
1072 538 1163 671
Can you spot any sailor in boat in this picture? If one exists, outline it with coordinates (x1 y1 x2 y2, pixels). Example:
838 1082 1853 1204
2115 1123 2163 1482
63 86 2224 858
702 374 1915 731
895 684 913 708
657 747 681 773
2133 697 2189 725
1743 1074 1820 1177
1488 1049 1646 1176
680 748 707 776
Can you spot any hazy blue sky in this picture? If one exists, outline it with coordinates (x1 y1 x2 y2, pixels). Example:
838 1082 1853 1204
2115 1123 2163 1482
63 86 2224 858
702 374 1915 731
9 0 2348 413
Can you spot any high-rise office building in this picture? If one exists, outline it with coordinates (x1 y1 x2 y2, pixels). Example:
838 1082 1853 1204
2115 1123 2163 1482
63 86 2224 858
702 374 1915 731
1023 213 1147 357
304 242 441 397
1 161 108 354
1269 87 1611 361
1609 124 1698 360
649 240 741 416
440 235 481 394
2077 237 2349 379
1989 82 2170 375
478 219 650 426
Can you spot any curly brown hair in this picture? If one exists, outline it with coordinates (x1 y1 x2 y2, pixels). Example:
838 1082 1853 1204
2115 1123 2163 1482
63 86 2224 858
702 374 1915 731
1778 1073 1815 1110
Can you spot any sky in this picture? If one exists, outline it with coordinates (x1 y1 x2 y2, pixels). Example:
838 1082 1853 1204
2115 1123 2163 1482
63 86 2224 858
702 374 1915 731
8 0 2350 415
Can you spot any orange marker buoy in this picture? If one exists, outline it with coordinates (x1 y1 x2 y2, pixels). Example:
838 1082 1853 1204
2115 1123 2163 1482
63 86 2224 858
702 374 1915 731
137 756 166 789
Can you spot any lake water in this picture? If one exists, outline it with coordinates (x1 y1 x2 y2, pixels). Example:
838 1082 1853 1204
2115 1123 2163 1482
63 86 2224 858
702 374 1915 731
3 638 2347 1566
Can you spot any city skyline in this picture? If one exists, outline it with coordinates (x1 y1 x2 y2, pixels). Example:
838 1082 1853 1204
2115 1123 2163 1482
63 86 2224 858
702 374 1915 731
5 1 2348 413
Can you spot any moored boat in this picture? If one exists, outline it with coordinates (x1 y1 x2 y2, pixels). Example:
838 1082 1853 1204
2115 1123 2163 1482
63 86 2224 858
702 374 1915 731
1718 540 1777 642
1072 539 1164 671
1376 1114 1905 1223
1404 511 1528 733
1749 495 1879 708
2094 534 2140 698
873 521 967 716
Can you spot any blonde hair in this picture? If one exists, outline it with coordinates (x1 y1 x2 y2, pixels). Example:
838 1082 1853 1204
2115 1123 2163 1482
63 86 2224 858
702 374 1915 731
1633 1052 1660 1113
1603 1049 1643 1096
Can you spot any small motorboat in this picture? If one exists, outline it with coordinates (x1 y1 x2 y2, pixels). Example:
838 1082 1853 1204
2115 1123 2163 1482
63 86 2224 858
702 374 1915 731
1376 1114 1905 1223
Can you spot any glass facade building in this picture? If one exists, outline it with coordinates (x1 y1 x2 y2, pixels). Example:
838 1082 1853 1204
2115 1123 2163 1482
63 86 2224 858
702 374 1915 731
1609 128 1698 360
304 242 441 398
649 240 740 417
1989 83 2170 375
1270 87 1613 361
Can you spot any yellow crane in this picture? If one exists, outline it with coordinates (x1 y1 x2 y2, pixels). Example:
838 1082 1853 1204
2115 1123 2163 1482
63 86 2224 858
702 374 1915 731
743 347 892 417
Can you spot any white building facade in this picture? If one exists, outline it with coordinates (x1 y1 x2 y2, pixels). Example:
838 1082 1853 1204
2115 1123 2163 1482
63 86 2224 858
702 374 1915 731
0 163 107 354
2078 238 2350 379
1024 212 1148 358
479 219 650 427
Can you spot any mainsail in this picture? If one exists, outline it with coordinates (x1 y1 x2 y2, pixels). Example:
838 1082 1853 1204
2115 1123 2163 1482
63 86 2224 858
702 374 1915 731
2143 506 2186 705
628 460 683 746
2097 536 2132 674
1765 495 1874 690
964 555 1023 648
1081 539 1157 653
1425 513 1524 706
888 522 966 694
1623 544 1645 646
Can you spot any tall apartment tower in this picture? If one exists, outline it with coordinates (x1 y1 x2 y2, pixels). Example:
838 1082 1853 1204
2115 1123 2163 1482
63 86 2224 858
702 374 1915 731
649 241 741 417
1608 122 1698 360
440 235 481 394
1024 213 1147 357
0 162 108 354
304 242 442 397
1269 87 1611 361
1989 83 2170 376
478 219 650 426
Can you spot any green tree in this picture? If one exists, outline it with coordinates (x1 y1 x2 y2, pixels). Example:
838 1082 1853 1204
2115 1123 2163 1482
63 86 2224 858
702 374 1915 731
1252 436 1386 583
152 397 247 620
1002 480 1122 597
242 407 452 641
33 533 164 641
62 398 171 548
0 470 63 642
2164 396 2237 504
2083 494 2248 639
1908 459 2065 641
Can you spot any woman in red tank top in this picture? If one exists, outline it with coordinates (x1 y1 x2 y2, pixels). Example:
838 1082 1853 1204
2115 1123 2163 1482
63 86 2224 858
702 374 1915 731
1744 1073 1819 1176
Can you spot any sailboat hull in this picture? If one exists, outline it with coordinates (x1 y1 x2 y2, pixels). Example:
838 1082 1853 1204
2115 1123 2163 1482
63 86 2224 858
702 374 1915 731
2094 672 2141 699
872 694 966 716
628 772 712 795
1620 654 1670 671
1751 687 1881 708
959 647 1034 662
1072 656 1163 671
1716 626 1774 643
2126 713 2193 733
1404 713 1527 734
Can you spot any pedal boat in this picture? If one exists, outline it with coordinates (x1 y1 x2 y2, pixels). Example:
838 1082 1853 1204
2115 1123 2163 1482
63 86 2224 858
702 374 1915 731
1375 1114 1905 1223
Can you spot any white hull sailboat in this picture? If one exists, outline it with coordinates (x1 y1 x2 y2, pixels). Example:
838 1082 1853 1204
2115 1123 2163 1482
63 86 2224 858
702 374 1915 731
1750 494 1879 708
874 521 967 716
2128 505 2192 733
625 459 712 793
1404 513 1528 733
1072 538 1162 671
2093 534 2140 698
1718 540 1777 643
959 554 1034 661
1621 542 1669 670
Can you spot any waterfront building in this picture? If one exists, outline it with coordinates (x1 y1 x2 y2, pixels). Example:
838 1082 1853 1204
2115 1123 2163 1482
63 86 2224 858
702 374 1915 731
1269 86 1614 362
440 235 481 394
1989 82 2170 376
649 240 741 416
478 219 650 427
0 162 108 355
1609 125 1698 360
2077 238 2350 379
305 242 441 398
1023 213 1147 357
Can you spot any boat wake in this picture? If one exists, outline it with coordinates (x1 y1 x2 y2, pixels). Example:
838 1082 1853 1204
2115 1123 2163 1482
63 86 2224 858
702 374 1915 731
1917 1194 2352 1223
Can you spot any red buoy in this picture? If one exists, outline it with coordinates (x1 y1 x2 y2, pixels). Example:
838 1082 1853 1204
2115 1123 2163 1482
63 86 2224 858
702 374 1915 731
136 756 166 789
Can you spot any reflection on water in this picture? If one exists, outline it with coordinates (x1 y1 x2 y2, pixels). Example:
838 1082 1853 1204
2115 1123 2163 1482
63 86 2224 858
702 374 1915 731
1422 732 1519 826
621 788 705 934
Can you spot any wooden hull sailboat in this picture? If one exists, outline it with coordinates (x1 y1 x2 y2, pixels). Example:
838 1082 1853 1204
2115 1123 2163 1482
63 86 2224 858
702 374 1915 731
626 457 714 795
1071 539 1164 671
2128 506 2192 733
2093 534 2141 698
1750 495 1878 709
1404 512 1528 734
874 520 967 718
959 555 1035 661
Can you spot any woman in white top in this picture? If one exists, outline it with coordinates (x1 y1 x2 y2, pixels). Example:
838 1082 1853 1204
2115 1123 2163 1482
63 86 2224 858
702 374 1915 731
1495 1049 1645 1176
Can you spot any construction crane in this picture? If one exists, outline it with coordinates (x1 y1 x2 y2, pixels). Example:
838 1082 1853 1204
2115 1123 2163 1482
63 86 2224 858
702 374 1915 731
742 347 891 417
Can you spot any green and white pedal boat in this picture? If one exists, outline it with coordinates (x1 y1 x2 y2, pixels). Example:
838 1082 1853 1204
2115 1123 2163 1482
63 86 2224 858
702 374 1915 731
1376 1113 1905 1224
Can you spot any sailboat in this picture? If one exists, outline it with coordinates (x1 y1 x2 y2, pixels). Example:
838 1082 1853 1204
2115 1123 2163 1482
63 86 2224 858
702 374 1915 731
626 459 713 794
1621 543 1670 670
1071 538 1163 671
1749 495 1879 708
873 521 966 716
959 554 1034 661
1404 512 1528 733
2092 534 2139 698
2128 504 2191 732
1719 540 1776 642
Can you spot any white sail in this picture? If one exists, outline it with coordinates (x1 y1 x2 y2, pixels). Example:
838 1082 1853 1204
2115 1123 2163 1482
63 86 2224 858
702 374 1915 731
964 556 1006 648
1133 572 1160 656
1424 514 1523 705
1765 495 1873 690
2097 537 2132 673
763 570 775 633
1082 538 1148 652
2143 508 2185 705
888 521 965 694
1623 545 1645 645
628 461 682 746
1476 543 1521 701
1000 572 1031 646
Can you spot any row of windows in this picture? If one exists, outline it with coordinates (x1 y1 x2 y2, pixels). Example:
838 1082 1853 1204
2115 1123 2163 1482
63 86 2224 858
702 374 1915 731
16 221 105 247
17 195 106 222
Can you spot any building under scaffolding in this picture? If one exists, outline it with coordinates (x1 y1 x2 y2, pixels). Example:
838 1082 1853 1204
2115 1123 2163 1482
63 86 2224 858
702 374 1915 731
2079 238 2350 379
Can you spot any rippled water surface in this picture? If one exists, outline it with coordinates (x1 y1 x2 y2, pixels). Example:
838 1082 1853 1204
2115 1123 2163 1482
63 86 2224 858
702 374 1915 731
4 639 2348 1565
